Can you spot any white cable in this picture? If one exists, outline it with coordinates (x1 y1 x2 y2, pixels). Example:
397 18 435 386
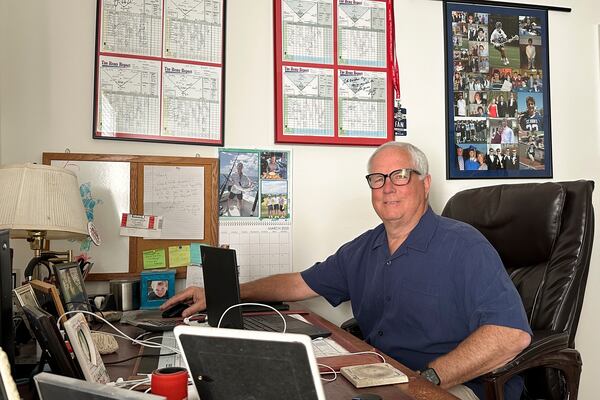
317 363 337 382
346 350 387 364
128 378 151 391
58 310 180 354
217 303 287 333
182 313 207 325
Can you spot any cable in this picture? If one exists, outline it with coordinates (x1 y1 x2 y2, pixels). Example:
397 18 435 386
217 302 286 332
56 310 181 355
103 352 177 365
182 313 207 325
317 363 337 382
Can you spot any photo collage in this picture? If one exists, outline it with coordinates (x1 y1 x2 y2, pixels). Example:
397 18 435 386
450 9 546 173
219 149 290 219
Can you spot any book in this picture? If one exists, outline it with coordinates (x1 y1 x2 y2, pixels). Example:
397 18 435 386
340 363 409 388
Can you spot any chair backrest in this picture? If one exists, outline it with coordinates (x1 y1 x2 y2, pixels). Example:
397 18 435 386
442 181 594 346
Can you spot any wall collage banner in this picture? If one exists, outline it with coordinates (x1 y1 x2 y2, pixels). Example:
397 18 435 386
444 2 552 179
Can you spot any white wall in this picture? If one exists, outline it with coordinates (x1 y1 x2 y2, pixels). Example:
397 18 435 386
1 0 599 398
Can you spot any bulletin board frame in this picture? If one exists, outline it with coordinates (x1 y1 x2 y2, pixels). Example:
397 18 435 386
43 153 218 281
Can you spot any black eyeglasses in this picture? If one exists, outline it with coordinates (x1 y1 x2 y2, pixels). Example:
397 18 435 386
365 168 421 189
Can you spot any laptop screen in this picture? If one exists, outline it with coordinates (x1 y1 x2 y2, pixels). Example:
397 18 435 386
175 325 326 400
200 245 244 328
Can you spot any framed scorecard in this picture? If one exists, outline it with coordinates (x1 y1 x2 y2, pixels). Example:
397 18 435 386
93 0 226 146
445 2 552 179
274 0 396 146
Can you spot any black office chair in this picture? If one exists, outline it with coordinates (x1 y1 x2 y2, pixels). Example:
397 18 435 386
441 181 594 400
341 181 594 400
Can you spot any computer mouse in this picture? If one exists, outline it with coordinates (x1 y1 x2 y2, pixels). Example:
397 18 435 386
161 302 188 318
352 394 382 400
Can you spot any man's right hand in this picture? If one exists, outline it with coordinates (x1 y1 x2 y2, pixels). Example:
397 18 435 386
160 286 206 318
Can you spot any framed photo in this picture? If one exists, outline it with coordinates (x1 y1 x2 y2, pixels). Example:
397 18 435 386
53 262 92 314
445 2 552 179
140 270 176 309
29 280 68 324
92 0 227 146
13 284 41 310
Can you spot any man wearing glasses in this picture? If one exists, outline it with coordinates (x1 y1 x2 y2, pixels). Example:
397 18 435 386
164 142 531 400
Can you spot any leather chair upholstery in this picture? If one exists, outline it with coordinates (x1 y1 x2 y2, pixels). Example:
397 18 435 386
340 180 594 400
441 181 594 400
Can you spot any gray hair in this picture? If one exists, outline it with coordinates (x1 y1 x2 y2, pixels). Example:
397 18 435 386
367 142 429 178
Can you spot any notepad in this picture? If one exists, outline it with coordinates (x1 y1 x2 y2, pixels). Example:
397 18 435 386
340 363 408 388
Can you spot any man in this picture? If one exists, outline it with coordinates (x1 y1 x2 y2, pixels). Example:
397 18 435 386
456 92 467 117
485 148 498 170
490 21 518 66
500 119 515 144
456 146 465 171
506 148 519 169
525 38 536 70
163 142 531 400
227 162 252 216
519 96 543 132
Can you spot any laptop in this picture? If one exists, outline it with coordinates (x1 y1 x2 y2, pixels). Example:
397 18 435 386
201 245 331 339
174 325 326 400
34 372 165 400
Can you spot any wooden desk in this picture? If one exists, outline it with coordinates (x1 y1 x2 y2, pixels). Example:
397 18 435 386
102 313 457 400
302 312 458 400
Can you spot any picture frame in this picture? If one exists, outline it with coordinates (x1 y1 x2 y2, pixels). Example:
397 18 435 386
92 0 227 146
53 262 92 314
444 2 552 179
140 269 176 310
13 284 41 310
29 280 68 324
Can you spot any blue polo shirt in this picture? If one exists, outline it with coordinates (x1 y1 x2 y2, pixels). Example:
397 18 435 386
301 207 531 399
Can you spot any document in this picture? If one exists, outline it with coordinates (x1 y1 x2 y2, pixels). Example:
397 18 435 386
338 0 387 67
163 0 223 63
338 69 388 138
144 165 205 239
281 0 333 64
97 55 161 135
100 0 163 57
162 62 222 139
282 66 334 136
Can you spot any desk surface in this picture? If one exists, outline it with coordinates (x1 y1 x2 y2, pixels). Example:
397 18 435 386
102 312 457 400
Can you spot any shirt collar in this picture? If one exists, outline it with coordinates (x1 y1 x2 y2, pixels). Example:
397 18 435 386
371 206 438 255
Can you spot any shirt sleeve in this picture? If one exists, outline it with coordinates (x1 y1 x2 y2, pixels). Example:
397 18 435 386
300 241 357 307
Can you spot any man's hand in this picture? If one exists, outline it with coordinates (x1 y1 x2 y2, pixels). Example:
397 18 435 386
160 286 206 318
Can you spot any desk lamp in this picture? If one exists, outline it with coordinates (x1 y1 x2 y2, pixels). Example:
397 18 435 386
0 163 89 280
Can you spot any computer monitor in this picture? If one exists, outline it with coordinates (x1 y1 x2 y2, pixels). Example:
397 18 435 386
0 230 14 370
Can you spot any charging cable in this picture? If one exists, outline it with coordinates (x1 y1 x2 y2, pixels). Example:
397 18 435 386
217 302 287 332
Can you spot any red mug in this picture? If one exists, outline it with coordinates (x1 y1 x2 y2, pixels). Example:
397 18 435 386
151 367 188 400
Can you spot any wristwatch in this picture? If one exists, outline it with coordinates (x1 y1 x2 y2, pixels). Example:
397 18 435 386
420 367 441 386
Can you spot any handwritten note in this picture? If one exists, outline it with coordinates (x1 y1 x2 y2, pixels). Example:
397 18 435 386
144 165 205 239
143 249 166 269
169 245 190 268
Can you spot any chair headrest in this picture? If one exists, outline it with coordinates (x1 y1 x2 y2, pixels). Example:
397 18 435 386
442 182 565 269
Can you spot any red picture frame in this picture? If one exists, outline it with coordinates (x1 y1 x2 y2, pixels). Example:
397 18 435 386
274 0 395 146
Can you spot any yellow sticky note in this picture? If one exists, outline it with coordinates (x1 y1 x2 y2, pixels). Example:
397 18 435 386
168 245 191 268
143 249 166 269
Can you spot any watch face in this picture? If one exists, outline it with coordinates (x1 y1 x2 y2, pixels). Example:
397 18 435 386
422 368 441 385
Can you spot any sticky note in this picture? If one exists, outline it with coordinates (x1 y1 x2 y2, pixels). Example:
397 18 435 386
169 245 191 268
190 243 202 266
143 249 166 269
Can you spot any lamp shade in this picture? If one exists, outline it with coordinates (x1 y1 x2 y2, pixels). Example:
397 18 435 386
0 163 88 239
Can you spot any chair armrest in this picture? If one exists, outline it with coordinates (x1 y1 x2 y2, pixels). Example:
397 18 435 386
340 317 364 340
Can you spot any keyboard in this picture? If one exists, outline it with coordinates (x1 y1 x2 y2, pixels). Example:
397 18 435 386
243 315 284 332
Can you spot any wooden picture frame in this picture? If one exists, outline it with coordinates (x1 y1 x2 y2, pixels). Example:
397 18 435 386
30 280 68 324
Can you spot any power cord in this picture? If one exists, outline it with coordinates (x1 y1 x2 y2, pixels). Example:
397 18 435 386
217 302 287 332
